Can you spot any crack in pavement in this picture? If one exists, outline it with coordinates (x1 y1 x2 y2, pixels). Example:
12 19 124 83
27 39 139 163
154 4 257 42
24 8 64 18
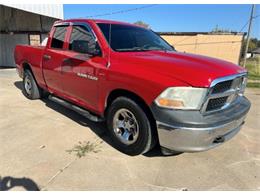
40 158 77 191
226 158 260 167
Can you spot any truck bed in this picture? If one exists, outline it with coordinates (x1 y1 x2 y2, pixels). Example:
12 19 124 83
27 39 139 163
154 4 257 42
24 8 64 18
14 45 46 88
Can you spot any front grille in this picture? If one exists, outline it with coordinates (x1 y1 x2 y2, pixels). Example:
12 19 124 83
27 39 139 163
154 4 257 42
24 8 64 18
202 73 247 113
206 96 229 111
212 80 233 94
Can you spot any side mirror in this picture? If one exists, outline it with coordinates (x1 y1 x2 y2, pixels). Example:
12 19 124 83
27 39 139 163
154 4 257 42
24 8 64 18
72 40 101 56
72 40 89 54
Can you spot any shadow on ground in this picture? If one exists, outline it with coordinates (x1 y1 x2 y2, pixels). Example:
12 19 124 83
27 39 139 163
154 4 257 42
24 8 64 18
13 81 174 157
0 176 39 191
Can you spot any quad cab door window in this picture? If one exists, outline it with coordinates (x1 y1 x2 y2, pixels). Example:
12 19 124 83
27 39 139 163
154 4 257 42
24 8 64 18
69 25 100 56
51 26 67 49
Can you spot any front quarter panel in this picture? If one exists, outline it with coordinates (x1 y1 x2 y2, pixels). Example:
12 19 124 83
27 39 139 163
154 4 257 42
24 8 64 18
98 59 189 114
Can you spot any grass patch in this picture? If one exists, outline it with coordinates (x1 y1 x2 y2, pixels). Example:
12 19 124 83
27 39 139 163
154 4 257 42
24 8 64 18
244 57 260 80
248 73 260 81
66 140 103 158
247 82 260 88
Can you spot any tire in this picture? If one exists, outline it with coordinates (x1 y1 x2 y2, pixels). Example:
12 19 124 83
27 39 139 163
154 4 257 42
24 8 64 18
22 69 41 99
106 97 156 156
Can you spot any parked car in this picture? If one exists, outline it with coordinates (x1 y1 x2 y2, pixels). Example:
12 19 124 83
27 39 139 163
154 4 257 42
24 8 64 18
14 19 251 155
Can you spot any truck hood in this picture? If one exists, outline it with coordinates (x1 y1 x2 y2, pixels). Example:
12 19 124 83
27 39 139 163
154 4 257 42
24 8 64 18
116 51 246 87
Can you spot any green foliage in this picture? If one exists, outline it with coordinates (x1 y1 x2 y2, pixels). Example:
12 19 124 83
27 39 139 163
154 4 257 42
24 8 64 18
211 25 231 33
133 21 150 28
241 38 259 58
244 56 260 88
247 82 260 88
251 38 260 48
66 140 103 158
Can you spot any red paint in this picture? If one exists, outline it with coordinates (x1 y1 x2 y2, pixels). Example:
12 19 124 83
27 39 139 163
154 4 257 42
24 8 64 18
14 19 247 116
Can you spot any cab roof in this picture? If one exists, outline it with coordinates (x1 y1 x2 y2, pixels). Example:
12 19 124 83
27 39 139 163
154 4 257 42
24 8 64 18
54 18 142 28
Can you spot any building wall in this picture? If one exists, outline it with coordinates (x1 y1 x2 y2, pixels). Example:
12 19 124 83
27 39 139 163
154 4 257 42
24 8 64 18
161 34 244 64
0 34 28 66
0 5 58 32
0 5 58 67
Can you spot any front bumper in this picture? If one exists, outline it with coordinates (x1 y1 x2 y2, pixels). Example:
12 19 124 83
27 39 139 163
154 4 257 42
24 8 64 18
151 96 251 152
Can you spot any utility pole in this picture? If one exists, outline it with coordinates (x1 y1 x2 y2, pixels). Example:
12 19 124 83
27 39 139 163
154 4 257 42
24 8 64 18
243 4 255 67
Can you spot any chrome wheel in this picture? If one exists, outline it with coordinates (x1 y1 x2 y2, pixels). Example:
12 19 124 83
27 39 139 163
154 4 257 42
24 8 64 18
24 76 32 95
112 108 139 145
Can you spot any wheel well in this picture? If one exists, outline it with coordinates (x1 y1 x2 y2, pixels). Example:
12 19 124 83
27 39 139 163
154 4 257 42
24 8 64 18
22 62 33 78
22 62 41 88
105 89 157 136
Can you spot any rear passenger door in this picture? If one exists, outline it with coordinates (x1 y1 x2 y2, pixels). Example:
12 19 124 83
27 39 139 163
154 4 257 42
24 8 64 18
42 25 69 94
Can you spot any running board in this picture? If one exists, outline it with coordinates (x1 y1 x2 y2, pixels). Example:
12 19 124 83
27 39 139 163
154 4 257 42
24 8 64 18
48 95 104 122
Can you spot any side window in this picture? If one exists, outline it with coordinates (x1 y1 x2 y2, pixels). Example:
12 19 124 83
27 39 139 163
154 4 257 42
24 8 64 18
51 26 67 49
69 25 96 53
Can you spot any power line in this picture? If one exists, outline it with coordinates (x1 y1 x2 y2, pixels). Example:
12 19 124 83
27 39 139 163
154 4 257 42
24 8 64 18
175 40 242 46
239 14 259 33
239 21 250 33
85 4 157 18
254 14 260 18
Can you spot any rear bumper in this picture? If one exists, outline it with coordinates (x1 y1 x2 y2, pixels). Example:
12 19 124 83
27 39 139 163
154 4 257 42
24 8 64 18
151 96 251 152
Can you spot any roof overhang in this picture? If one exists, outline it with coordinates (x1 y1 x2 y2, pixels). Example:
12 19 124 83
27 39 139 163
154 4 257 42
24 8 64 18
2 4 63 19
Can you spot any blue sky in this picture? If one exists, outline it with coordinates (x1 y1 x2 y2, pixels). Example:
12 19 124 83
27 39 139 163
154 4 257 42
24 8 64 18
64 4 260 38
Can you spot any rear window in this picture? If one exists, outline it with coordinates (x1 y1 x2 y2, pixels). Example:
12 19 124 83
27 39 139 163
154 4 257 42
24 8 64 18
51 26 67 49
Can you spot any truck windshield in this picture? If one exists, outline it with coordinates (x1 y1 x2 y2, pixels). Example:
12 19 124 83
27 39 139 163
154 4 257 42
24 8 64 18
97 23 175 52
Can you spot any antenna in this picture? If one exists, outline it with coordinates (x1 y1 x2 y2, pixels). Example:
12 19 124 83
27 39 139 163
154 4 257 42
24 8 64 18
107 24 112 68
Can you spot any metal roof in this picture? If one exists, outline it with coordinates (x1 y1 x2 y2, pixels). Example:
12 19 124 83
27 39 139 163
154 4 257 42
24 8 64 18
2 4 63 19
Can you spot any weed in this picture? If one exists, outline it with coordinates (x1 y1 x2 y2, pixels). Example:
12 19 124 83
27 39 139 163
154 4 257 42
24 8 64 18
66 140 103 158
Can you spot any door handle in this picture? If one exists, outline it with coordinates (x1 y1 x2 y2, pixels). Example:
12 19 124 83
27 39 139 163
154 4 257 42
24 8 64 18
62 58 72 64
43 55 51 60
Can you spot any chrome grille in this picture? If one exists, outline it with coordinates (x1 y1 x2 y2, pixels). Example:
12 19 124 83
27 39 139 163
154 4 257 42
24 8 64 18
212 80 233 94
206 96 229 111
201 73 247 113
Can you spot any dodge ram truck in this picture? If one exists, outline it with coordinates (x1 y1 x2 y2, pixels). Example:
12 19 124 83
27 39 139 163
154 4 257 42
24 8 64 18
14 19 251 155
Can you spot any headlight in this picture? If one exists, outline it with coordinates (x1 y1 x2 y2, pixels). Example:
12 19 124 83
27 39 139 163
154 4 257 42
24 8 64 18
155 87 208 110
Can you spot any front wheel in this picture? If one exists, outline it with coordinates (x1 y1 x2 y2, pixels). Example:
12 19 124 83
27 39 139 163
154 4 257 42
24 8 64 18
106 97 156 156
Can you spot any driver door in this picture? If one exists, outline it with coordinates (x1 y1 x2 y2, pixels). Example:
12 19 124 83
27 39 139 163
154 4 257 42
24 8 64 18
61 24 105 111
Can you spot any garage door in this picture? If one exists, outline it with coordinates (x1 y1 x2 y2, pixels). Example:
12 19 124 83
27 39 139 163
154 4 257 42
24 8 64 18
0 34 28 67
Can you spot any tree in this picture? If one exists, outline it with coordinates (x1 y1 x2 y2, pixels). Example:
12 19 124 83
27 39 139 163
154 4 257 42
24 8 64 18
133 21 150 28
251 38 260 48
242 38 257 53
240 38 258 62
211 25 231 33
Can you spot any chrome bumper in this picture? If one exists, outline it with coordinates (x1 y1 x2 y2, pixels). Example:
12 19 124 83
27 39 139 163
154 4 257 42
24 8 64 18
151 96 251 153
157 115 245 152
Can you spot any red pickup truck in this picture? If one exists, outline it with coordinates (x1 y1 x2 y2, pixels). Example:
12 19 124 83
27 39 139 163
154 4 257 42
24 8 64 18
15 19 251 155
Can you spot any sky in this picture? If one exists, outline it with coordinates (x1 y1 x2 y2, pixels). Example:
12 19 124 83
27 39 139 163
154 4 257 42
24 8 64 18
64 4 260 39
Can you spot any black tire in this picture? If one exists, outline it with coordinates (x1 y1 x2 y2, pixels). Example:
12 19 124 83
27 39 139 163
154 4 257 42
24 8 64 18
106 97 156 156
22 69 41 100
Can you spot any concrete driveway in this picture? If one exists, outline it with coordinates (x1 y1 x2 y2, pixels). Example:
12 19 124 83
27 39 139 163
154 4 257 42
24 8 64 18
0 68 259 191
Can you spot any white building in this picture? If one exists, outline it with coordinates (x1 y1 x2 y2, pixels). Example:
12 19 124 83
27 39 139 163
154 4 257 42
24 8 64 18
0 4 63 67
